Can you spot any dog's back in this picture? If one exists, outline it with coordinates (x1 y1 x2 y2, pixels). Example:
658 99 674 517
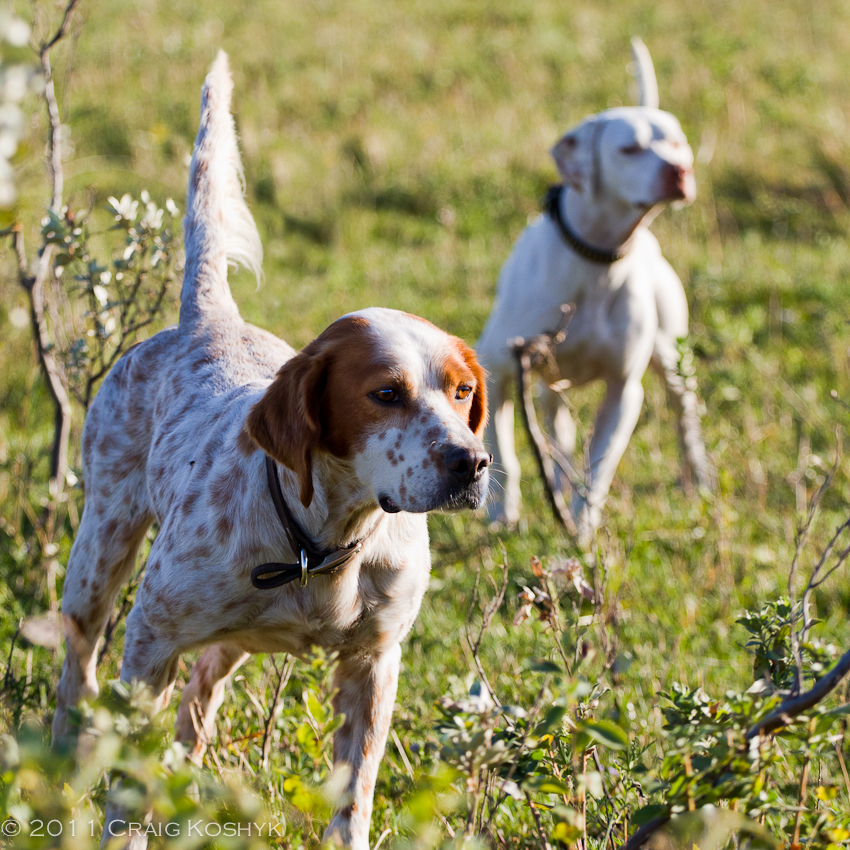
79 53 288 519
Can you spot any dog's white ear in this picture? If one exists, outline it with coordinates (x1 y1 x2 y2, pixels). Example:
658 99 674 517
551 118 601 196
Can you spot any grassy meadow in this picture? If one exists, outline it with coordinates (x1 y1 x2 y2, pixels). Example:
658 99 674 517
1 0 850 846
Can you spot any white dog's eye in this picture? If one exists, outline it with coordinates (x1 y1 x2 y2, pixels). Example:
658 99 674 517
371 388 400 404
620 143 643 155
455 385 473 401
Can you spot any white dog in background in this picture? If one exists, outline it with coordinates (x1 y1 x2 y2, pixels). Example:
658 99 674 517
478 40 714 542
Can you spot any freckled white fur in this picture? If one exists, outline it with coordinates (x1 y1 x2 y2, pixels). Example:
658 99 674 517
345 309 490 512
53 57 486 850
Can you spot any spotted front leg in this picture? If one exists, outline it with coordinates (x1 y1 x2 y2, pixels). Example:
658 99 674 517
323 645 401 850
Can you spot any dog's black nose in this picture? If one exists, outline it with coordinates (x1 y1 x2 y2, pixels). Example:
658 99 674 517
444 446 491 486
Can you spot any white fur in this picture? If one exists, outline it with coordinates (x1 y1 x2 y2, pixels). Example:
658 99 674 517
478 103 714 542
630 37 659 109
181 51 263 326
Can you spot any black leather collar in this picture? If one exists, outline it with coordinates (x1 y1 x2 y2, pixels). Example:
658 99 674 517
544 185 630 265
250 456 381 590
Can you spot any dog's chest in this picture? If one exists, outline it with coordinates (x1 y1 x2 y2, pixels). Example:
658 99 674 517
554 266 658 383
234 550 431 658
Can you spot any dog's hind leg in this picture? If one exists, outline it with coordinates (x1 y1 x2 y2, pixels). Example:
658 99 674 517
175 642 249 764
101 594 182 850
53 495 152 741
652 260 716 493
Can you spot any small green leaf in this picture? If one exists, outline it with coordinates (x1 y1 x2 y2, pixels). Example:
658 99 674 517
578 771 604 798
632 804 669 826
524 775 570 795
305 691 327 725
536 704 568 735
325 713 346 734
578 719 629 750
552 821 582 843
526 658 563 675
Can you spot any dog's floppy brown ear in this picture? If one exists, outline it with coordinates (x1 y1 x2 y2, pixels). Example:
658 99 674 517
457 340 488 438
551 117 601 196
246 350 326 507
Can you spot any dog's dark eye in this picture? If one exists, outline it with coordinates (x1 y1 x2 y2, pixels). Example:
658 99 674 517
371 388 400 404
455 385 473 401
620 143 643 155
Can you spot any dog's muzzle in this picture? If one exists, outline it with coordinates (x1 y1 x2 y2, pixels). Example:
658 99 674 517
440 445 491 510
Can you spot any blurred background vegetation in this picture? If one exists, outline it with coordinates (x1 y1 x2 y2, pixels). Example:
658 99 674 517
1 0 849 846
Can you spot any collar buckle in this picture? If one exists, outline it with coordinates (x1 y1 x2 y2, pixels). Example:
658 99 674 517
251 456 382 591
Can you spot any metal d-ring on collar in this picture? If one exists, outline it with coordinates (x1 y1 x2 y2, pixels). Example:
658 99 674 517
544 185 631 265
250 455 382 590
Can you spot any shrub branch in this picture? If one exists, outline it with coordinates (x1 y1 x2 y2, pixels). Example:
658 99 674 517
511 305 577 536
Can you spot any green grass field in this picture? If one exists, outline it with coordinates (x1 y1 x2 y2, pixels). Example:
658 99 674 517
1 0 850 847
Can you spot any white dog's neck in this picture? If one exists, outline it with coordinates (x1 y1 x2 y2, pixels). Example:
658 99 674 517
562 186 660 252
275 455 384 552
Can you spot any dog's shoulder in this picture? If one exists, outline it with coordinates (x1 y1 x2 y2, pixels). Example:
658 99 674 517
178 319 293 381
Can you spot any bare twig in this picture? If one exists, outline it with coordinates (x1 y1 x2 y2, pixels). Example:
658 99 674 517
799 513 850 649
791 737 812 849
2 620 22 692
835 739 850 804
523 788 555 850
14 226 72 512
261 655 294 771
536 566 579 676
372 828 392 850
42 0 82 53
512 305 578 536
464 551 510 709
9 0 81 535
97 564 145 666
591 746 617 850
390 728 415 779
787 439 841 693
621 814 671 850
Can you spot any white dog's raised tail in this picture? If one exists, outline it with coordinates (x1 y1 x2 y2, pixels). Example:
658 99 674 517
630 37 659 109
180 51 263 327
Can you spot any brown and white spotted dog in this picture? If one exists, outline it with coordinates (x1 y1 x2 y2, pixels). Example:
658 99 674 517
52 52 489 850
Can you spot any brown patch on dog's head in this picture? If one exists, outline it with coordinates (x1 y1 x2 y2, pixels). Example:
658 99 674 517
245 316 389 507
247 309 489 511
444 336 488 438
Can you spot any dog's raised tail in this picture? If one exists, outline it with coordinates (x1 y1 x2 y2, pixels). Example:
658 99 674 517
630 37 659 109
180 51 263 328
